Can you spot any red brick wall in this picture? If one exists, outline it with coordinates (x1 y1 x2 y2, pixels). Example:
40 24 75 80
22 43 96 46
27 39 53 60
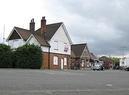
49 53 70 69
41 52 49 69
41 52 70 69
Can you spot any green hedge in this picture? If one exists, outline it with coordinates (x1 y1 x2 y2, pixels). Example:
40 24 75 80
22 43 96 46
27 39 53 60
0 44 42 69
14 44 42 69
0 44 13 68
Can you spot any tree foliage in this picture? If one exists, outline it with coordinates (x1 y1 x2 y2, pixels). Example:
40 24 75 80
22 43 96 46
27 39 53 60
14 44 42 69
99 56 113 69
99 56 120 69
0 44 42 69
0 44 13 68
110 57 120 65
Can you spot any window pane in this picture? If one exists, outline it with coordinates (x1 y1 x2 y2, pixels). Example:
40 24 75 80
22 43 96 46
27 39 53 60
53 56 58 65
54 41 58 50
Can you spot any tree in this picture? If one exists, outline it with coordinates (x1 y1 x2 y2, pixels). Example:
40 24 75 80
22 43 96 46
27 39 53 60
99 56 112 69
109 57 119 64
110 57 120 69
14 44 42 69
0 44 13 68
99 56 120 69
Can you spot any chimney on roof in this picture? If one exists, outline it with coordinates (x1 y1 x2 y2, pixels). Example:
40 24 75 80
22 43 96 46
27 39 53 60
41 16 46 35
30 18 35 33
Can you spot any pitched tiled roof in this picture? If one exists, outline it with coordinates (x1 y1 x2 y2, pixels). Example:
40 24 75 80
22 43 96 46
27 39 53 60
33 34 50 47
13 27 49 46
71 50 76 58
12 22 62 47
36 22 62 41
14 27 31 41
90 52 97 59
71 43 90 58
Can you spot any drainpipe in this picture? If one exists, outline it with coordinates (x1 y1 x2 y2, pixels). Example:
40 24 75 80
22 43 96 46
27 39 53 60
48 46 51 69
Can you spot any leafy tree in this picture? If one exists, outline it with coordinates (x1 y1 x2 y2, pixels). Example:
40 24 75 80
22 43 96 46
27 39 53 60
0 44 13 68
109 57 119 64
99 56 112 69
99 56 120 69
14 44 42 69
109 57 120 69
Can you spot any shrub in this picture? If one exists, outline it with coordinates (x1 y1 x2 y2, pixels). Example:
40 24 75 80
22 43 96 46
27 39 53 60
0 44 13 68
14 44 42 69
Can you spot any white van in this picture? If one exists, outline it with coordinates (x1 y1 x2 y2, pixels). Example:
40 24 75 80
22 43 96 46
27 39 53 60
120 57 129 71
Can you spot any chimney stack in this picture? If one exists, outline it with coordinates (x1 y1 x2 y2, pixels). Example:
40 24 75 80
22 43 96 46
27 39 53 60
41 16 46 35
30 18 35 33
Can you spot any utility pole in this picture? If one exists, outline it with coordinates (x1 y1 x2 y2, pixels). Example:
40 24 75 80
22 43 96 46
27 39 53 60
3 24 5 44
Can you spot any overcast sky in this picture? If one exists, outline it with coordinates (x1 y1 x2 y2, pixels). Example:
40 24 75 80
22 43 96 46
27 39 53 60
0 0 129 56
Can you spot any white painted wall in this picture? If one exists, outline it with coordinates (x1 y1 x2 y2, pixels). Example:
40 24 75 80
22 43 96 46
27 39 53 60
27 35 40 46
27 35 49 52
120 57 129 67
8 39 25 48
41 46 49 52
49 24 71 55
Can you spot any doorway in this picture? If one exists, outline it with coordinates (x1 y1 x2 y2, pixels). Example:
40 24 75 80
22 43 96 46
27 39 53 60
61 59 64 70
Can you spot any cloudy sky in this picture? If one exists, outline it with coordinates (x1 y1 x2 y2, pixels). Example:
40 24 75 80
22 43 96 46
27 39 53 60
0 0 129 56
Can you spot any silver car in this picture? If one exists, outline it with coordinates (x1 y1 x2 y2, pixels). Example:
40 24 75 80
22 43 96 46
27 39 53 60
91 62 104 71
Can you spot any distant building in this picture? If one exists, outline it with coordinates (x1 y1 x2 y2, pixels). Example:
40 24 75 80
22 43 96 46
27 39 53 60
71 43 91 69
90 52 97 60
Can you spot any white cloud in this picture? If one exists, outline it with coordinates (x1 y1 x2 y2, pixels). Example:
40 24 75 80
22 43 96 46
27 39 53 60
0 0 129 56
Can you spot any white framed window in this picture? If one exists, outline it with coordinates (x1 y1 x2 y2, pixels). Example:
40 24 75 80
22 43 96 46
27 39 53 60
64 43 69 52
64 58 67 65
53 56 58 65
54 41 58 50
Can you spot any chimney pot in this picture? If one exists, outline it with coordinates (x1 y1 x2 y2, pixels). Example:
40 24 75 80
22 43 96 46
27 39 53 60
30 18 35 33
42 16 45 20
41 16 47 35
31 18 34 22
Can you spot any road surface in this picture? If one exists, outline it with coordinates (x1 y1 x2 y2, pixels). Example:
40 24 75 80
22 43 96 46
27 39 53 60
0 69 129 95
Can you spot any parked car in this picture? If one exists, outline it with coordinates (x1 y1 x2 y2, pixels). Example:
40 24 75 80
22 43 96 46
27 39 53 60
91 61 104 71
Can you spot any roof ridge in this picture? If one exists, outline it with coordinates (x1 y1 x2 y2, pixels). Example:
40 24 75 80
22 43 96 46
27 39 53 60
46 22 63 26
33 34 50 47
72 43 87 46
14 26 29 31
35 22 62 31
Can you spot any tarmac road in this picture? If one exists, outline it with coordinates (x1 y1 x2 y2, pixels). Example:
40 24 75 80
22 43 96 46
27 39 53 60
0 69 129 95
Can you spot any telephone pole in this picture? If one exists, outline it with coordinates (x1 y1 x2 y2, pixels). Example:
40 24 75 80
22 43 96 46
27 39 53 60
3 24 5 44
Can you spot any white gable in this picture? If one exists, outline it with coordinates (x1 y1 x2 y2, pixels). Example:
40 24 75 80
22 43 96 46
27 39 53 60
7 29 25 48
26 35 40 46
8 39 25 48
81 46 90 58
26 35 49 52
7 28 23 41
49 24 72 55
